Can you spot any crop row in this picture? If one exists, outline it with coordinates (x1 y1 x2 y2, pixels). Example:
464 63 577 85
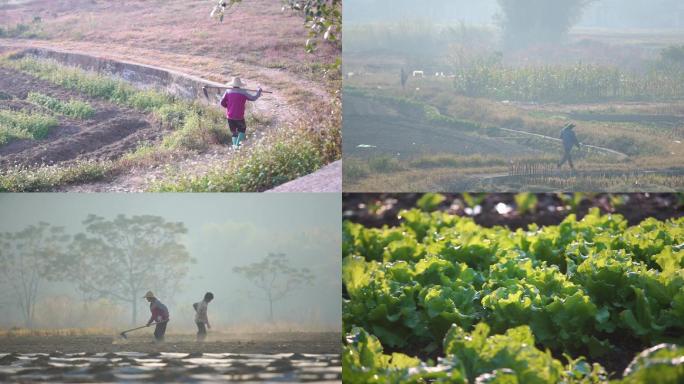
26 92 95 119
0 109 57 146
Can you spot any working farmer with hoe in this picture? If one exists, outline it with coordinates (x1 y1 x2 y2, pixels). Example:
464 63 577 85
193 292 214 342
220 77 262 148
144 291 169 342
558 123 581 170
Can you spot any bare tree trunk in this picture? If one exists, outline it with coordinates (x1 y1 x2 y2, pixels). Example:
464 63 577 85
23 300 31 328
29 273 39 328
268 292 274 323
132 295 138 326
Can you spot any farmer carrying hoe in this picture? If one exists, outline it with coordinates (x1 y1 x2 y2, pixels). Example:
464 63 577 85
558 123 581 170
220 76 262 148
193 292 214 342
144 291 170 342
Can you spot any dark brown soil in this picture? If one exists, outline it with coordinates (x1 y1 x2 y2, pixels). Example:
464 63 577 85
343 193 684 229
0 333 341 383
0 66 164 167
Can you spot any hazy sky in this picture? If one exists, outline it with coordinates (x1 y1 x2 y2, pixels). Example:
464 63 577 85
0 193 341 330
344 0 684 29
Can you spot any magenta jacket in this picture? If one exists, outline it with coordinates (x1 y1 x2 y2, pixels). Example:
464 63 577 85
148 298 169 324
220 88 262 120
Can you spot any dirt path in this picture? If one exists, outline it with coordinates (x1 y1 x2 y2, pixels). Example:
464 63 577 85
0 39 330 118
1 39 337 192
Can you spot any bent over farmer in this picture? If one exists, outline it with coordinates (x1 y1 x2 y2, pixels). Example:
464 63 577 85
558 123 581 170
193 292 214 342
144 291 169 342
220 76 262 148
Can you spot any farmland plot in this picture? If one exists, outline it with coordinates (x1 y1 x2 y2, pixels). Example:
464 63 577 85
0 352 340 383
342 194 684 383
342 25 684 192
0 65 160 167
0 333 341 383
0 0 341 192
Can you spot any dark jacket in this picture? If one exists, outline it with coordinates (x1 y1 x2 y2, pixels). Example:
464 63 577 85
560 127 580 150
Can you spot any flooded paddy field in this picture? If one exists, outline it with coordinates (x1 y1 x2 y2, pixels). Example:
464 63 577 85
0 332 340 383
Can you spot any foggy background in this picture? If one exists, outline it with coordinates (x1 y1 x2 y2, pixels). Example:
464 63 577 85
344 0 684 29
343 0 684 70
0 193 341 332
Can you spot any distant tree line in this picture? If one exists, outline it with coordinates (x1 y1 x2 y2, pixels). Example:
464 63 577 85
0 215 192 326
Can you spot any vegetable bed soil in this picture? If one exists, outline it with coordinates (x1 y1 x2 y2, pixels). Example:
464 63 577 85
0 332 340 383
0 66 160 167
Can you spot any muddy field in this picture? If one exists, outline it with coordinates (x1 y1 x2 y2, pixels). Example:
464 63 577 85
0 66 162 168
0 332 340 383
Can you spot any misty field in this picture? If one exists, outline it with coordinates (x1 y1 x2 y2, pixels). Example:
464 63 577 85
343 17 684 192
0 193 342 382
0 0 341 192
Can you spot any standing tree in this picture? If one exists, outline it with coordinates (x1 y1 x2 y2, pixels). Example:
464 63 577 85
233 253 314 322
497 0 595 50
0 223 69 327
400 67 408 90
61 214 193 325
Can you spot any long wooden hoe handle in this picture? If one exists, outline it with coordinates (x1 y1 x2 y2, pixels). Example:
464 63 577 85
203 85 273 94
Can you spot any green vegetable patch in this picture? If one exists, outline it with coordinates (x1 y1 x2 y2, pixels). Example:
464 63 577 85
343 199 684 383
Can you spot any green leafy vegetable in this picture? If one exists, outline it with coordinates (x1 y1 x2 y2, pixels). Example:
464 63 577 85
343 205 684 383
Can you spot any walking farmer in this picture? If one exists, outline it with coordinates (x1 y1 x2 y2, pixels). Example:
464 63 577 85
220 77 262 148
144 291 169 342
558 123 581 170
193 292 214 342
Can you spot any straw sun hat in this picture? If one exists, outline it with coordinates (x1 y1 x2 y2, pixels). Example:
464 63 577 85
227 76 245 88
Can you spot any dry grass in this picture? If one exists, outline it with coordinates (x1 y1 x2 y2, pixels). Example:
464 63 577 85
0 0 337 73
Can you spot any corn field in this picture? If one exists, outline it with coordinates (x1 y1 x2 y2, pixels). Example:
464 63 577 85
453 64 684 103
